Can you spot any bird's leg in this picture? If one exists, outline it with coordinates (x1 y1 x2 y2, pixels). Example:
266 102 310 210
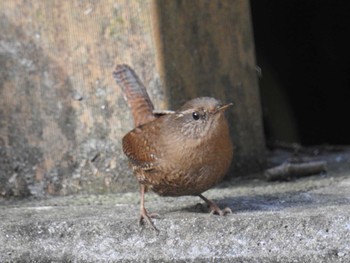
139 184 159 232
198 194 232 216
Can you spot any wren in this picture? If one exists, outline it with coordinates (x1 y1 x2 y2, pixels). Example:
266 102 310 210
113 64 233 231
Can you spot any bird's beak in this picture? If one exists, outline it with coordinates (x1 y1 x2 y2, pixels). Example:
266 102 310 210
215 102 233 114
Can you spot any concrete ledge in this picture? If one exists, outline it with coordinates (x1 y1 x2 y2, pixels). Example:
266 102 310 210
1 151 350 262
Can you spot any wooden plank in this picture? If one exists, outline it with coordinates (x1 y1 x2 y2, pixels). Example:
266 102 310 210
152 0 266 175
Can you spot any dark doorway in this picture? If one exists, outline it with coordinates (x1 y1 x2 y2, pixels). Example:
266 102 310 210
251 1 350 145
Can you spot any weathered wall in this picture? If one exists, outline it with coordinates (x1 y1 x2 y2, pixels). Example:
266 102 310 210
0 1 164 196
0 0 265 197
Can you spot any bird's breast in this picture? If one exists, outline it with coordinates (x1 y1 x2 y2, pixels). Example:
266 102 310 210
145 121 233 196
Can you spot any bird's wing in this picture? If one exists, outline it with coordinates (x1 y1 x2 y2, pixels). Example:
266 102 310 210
122 125 159 171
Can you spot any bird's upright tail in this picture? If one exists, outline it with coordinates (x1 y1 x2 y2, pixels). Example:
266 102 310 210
113 64 156 127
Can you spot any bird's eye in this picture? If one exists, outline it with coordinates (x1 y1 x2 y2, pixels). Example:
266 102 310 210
192 112 200 120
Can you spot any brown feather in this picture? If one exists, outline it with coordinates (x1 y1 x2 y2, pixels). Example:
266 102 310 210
113 64 156 127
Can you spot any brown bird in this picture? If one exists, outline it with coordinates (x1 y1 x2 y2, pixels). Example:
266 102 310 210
113 64 233 231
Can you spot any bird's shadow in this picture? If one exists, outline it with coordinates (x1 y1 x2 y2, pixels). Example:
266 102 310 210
175 191 349 215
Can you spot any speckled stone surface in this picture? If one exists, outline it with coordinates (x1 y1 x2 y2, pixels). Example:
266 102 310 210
1 149 350 262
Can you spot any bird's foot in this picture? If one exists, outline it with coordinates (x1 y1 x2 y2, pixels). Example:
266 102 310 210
209 205 232 216
139 208 160 232
198 194 232 216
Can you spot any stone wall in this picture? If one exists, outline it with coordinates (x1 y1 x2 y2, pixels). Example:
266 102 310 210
0 0 265 197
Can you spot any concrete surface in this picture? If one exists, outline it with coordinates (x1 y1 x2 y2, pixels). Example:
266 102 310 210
1 150 350 262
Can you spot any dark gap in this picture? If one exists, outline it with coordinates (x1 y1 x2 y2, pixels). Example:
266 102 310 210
251 1 350 146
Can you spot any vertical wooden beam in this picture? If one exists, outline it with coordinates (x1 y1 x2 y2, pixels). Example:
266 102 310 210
152 0 266 175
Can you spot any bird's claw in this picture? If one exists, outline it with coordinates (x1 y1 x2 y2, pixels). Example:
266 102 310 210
198 194 232 216
209 206 232 216
139 210 160 232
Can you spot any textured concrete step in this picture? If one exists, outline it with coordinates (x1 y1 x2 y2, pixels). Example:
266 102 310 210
1 152 350 262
